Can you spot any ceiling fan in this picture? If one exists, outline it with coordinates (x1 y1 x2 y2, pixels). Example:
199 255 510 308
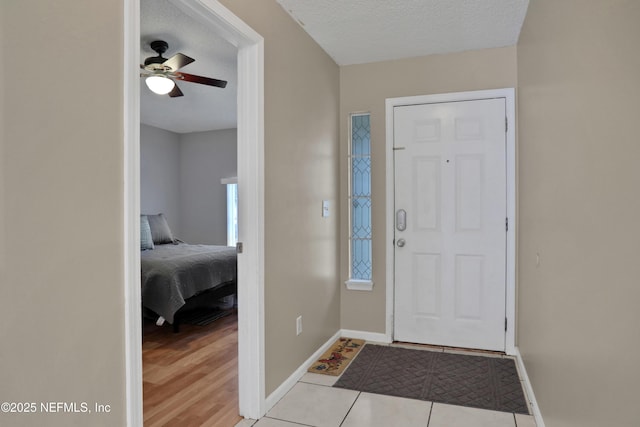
140 40 227 97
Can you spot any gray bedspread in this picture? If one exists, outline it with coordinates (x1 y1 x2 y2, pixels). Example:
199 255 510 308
141 243 237 324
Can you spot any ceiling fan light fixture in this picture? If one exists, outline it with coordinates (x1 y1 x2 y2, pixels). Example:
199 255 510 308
145 75 175 95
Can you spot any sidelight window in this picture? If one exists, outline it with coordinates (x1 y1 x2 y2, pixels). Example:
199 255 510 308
347 113 373 289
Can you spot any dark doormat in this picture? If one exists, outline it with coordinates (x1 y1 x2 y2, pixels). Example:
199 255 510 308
333 344 529 414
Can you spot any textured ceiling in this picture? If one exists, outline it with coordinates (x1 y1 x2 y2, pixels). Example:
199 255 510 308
276 0 529 65
140 0 237 134
142 0 529 133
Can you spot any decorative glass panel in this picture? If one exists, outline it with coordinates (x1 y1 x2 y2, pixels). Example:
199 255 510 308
350 114 372 280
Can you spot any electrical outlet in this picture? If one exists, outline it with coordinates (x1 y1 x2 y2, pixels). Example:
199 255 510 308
296 316 302 335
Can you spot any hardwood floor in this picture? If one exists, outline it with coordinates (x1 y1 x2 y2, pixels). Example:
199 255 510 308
143 311 242 427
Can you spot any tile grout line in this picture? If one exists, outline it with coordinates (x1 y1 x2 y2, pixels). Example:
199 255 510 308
426 401 434 426
261 415 315 427
298 382 334 387
338 391 361 427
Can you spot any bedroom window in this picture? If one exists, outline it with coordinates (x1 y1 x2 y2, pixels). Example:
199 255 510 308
222 178 238 247
346 113 373 291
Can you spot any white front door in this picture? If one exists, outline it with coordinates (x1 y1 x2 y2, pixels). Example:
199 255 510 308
393 98 507 351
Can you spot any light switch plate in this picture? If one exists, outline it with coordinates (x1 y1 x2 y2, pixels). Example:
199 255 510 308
322 200 330 217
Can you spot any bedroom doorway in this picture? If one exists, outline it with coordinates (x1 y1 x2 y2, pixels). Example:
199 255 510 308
124 0 265 425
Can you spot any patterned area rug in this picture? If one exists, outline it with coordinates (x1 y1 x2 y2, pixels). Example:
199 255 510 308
334 344 529 414
307 338 365 376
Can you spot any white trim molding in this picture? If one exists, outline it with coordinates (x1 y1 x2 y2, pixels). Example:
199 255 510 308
221 176 238 185
124 0 265 424
236 35 266 419
514 348 546 427
345 279 374 291
384 88 517 355
265 330 342 411
340 329 391 344
123 0 143 425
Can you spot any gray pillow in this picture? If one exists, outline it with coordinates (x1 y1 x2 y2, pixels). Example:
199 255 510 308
140 215 154 250
146 213 176 244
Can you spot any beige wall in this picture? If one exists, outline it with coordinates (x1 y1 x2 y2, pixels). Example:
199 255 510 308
1 0 340 420
218 0 341 395
517 2 640 426
0 2 126 426
339 48 517 332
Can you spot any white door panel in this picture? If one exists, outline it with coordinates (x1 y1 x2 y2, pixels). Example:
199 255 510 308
393 99 506 351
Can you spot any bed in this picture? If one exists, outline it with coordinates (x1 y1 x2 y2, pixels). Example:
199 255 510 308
140 214 237 331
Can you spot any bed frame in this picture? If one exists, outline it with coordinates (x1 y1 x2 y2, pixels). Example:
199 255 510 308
172 280 237 332
143 280 237 333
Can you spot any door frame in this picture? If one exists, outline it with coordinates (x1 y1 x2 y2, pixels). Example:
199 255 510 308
384 88 516 355
123 0 265 424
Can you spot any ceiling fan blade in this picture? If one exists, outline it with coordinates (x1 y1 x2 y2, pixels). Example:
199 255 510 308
163 53 195 71
168 83 184 98
178 72 227 88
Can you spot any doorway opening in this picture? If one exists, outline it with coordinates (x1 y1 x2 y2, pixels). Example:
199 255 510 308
124 0 265 424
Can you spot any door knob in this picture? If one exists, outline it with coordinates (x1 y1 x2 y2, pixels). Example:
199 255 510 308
397 238 406 247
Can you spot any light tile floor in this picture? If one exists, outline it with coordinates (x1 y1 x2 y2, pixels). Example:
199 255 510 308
236 343 538 427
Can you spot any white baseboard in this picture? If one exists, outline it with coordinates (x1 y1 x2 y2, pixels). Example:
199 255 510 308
514 347 546 427
264 330 342 412
340 329 391 344
263 329 389 412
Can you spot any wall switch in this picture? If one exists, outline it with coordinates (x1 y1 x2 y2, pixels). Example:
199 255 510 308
296 316 302 335
322 200 330 217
